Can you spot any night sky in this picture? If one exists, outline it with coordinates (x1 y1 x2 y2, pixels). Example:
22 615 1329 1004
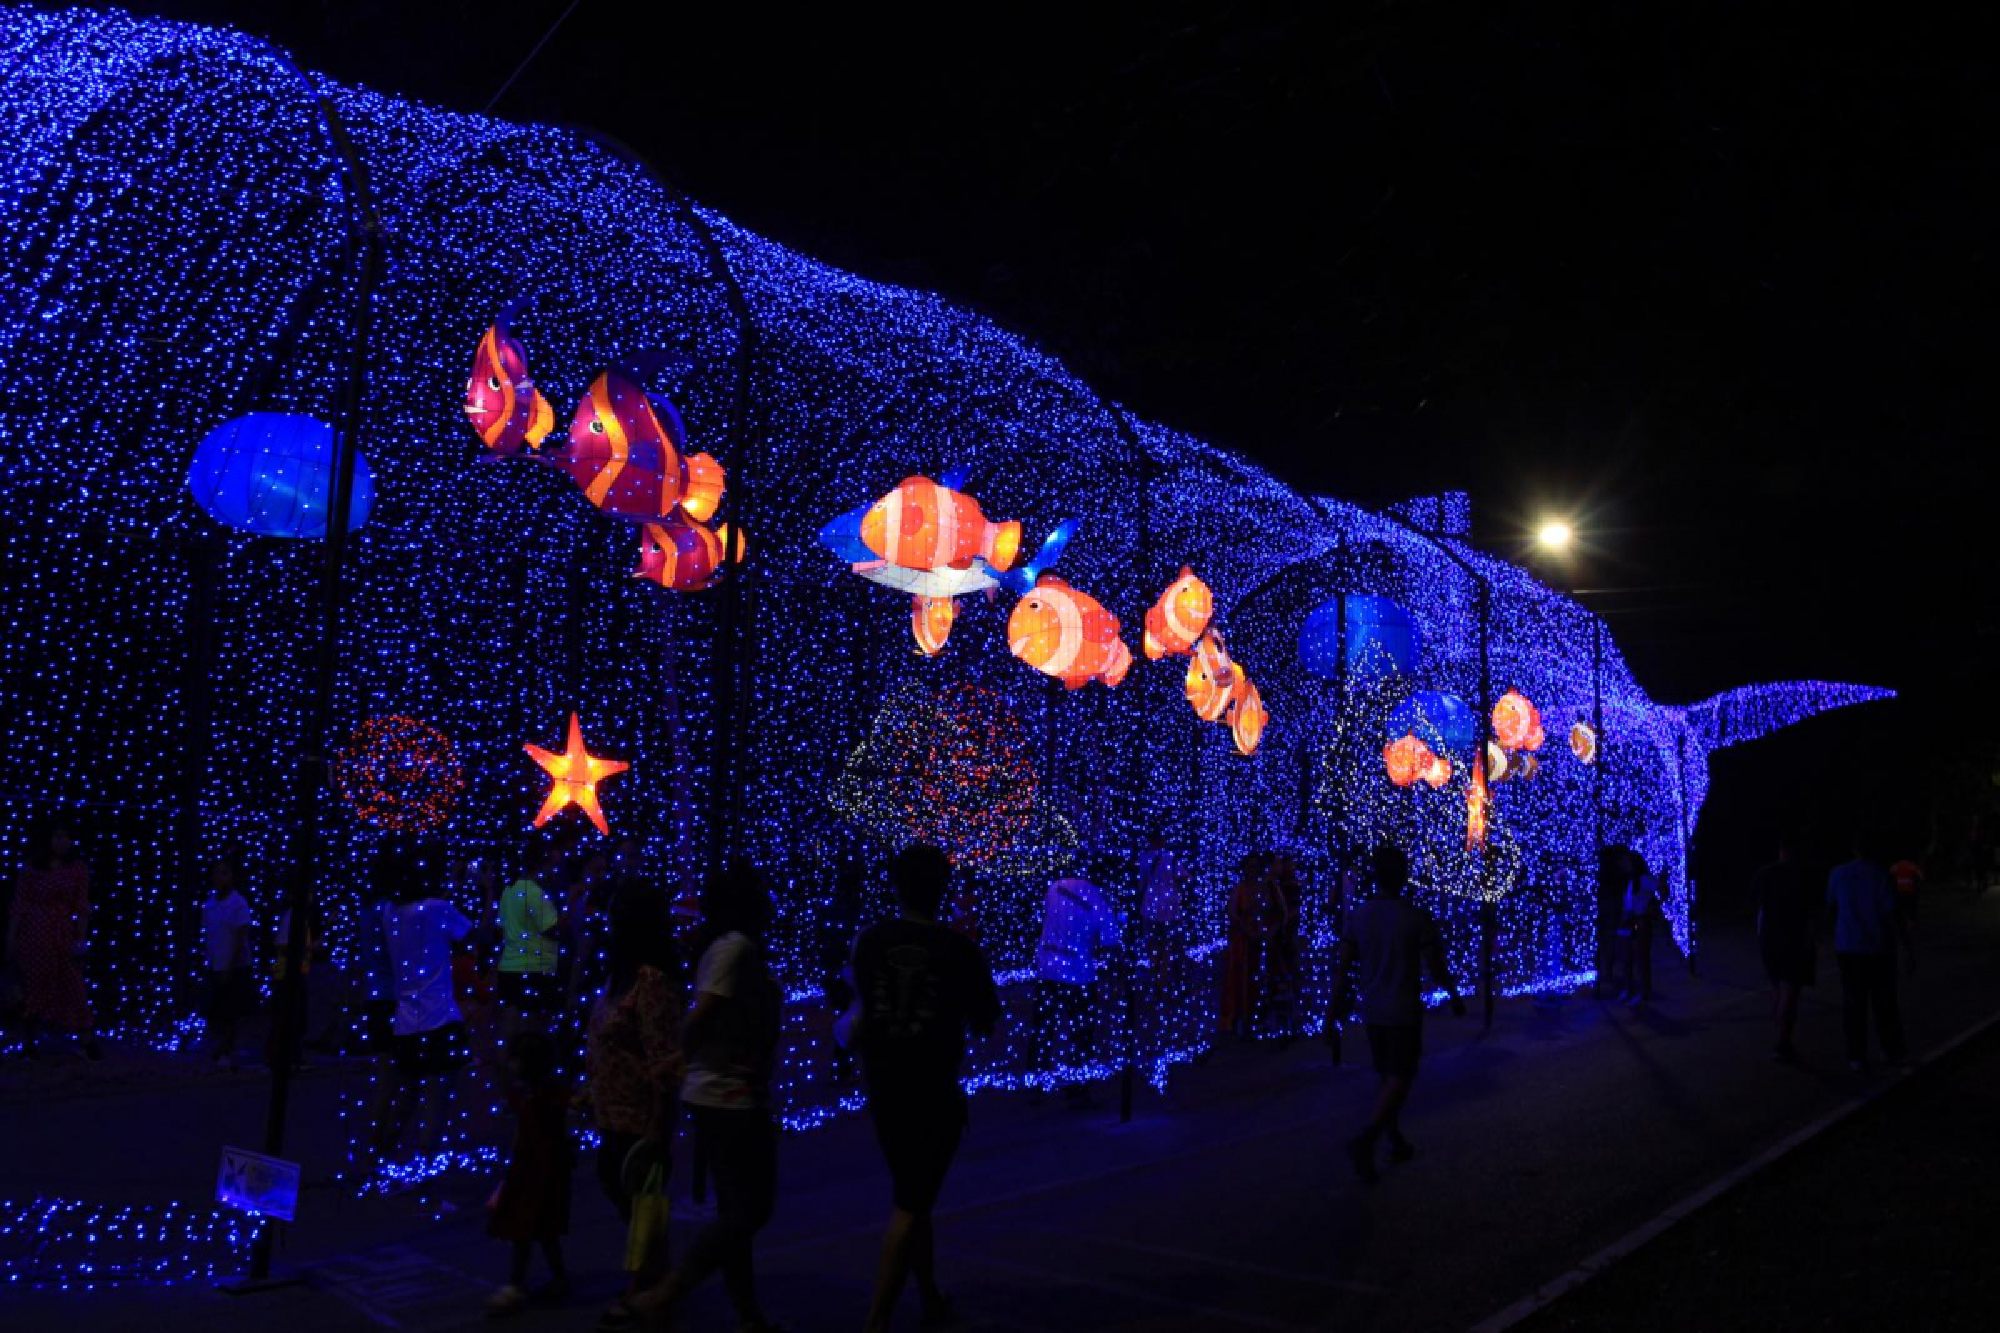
134 1 1998 871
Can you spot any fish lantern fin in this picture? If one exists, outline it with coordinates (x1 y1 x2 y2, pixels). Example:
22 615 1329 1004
682 452 727 522
939 462 973 492
985 520 1023 572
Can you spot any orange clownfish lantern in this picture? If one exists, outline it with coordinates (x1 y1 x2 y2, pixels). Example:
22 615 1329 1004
1570 721 1598 764
1228 676 1268 756
1007 574 1131 689
1492 690 1543 751
1422 749 1454 788
1144 566 1214 660
1384 734 1428 787
861 476 1022 574
912 595 956 657
1184 630 1239 722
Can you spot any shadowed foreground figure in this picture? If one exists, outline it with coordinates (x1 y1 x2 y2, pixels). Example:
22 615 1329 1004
849 845 1000 1333
1329 844 1464 1181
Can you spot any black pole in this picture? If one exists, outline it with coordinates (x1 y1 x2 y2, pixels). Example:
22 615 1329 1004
245 59 381 1285
1475 579 1495 1030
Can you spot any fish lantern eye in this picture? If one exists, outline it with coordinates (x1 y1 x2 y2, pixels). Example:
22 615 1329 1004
590 419 606 434
486 375 501 391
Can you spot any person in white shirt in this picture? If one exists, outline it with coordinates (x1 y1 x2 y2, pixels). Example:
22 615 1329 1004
1033 862 1120 1107
199 859 254 1066
369 846 473 1162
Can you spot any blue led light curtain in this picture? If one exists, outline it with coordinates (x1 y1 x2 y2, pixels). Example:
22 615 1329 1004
0 7 1891 1118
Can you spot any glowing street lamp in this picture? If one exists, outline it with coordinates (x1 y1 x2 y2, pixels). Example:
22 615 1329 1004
1536 519 1574 552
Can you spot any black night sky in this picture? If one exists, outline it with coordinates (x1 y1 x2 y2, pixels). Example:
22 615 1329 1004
136 0 1999 874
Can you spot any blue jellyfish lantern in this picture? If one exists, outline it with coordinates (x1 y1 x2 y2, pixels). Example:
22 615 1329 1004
1299 593 1422 683
187 412 373 538
1387 690 1476 757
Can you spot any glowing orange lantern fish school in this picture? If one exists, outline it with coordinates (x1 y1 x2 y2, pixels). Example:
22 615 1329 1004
912 594 957 656
1007 574 1131 689
465 322 556 454
1144 566 1214 660
861 475 1023 574
523 712 628 835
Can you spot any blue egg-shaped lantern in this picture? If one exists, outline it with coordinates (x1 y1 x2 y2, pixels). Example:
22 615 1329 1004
187 412 373 538
1387 690 1476 757
1299 594 1421 683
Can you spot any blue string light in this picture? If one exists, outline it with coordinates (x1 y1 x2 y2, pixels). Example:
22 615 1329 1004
0 4 1896 1281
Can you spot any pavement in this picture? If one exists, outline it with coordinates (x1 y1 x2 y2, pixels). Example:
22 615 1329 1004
6 886 1997 1332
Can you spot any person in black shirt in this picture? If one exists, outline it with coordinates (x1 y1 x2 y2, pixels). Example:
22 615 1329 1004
851 844 1000 1333
1753 834 1817 1062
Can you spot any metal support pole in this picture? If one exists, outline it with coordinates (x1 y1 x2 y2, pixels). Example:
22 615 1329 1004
246 71 381 1286
1476 579 1495 1030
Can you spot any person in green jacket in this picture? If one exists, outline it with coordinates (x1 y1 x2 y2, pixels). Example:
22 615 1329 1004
499 837 562 1028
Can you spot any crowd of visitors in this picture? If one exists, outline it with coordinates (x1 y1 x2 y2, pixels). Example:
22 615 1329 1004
1 805 1985 1324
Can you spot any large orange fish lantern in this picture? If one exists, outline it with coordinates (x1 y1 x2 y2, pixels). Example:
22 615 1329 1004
1228 676 1268 756
1492 690 1543 752
862 476 1023 574
633 515 742 591
1384 734 1429 787
912 595 956 657
1144 566 1214 659
1007 574 1131 689
465 321 556 455
1184 630 1239 722
561 365 721 524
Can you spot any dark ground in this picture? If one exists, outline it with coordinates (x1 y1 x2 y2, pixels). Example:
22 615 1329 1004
1512 1003 2000 1333
7 887 1999 1331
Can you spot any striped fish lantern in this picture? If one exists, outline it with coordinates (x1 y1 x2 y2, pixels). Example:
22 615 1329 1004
1007 574 1130 688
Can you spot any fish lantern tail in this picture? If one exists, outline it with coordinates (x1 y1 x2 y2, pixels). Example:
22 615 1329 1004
526 387 555 448
1104 639 1133 688
682 452 727 522
985 520 1023 572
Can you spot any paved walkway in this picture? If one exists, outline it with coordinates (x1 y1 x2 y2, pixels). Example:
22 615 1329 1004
8 888 1998 1331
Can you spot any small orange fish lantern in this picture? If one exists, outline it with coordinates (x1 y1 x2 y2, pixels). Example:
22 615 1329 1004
523 712 629 835
1513 752 1541 781
1185 630 1239 721
861 476 1022 573
1492 690 1541 751
1384 734 1428 787
1467 753 1490 851
1422 749 1454 788
633 516 741 591
1144 566 1214 659
912 594 956 656
1228 676 1268 756
1570 721 1598 763
1007 574 1130 688
464 322 555 455
1486 739 1511 784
